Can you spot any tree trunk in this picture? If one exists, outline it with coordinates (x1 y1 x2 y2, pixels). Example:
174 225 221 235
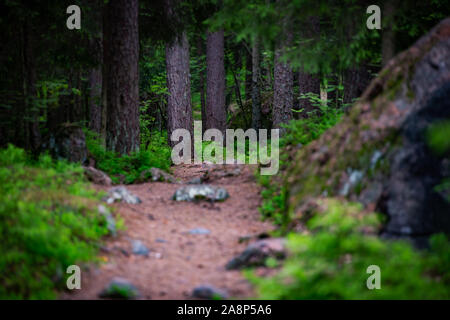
206 30 226 135
343 65 372 105
272 30 293 132
251 37 261 130
89 66 102 134
245 45 252 101
197 35 207 134
104 0 140 154
382 0 397 67
298 71 320 116
22 20 40 154
71 70 84 123
89 21 103 134
166 30 193 147
297 16 321 117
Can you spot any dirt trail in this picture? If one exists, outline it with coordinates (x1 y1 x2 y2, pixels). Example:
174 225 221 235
62 164 274 299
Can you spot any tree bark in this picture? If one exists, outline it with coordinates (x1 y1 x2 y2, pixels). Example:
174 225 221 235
297 16 320 117
165 30 193 147
89 66 102 134
272 13 293 132
206 30 226 135
245 45 252 101
104 0 140 154
197 35 207 134
89 15 103 134
298 71 320 115
251 37 261 130
22 20 41 154
343 65 372 105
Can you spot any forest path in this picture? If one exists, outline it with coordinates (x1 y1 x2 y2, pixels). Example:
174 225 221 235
62 164 274 299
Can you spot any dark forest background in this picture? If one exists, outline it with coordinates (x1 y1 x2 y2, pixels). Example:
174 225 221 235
0 0 449 300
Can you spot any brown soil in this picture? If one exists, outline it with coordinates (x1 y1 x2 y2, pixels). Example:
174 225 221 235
61 164 274 300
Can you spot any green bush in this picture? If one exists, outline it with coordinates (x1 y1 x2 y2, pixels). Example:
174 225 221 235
259 101 342 223
248 199 450 299
281 102 343 147
0 145 111 299
85 130 172 184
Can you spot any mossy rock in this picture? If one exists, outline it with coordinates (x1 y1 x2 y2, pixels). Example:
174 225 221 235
285 18 450 239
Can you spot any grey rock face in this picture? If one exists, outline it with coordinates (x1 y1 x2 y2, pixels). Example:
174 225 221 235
226 238 286 270
286 19 450 242
339 169 364 197
104 186 142 204
173 185 229 202
192 285 228 300
99 278 140 299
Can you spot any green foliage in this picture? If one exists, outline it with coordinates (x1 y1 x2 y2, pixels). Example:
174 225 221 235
258 174 286 225
282 100 343 147
259 95 343 223
426 120 450 156
85 130 172 184
0 145 110 299
248 199 450 299
427 120 450 203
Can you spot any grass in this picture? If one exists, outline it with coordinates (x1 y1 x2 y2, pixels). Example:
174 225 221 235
0 144 115 299
85 130 172 184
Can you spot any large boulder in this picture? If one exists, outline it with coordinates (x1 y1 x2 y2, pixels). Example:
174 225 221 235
286 19 450 239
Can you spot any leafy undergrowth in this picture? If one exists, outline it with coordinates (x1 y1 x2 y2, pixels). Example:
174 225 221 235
248 199 450 299
0 145 114 299
281 104 343 148
258 103 343 224
86 130 172 184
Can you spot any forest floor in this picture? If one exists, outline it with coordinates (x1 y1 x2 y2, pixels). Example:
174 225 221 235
61 164 275 300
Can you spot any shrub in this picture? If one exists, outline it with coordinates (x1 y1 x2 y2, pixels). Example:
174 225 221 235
259 101 343 223
247 199 450 299
85 130 172 184
0 145 111 299
281 103 343 148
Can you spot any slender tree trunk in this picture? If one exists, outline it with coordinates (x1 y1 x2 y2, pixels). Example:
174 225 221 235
197 35 207 134
206 30 226 135
251 37 261 130
72 70 83 123
89 66 102 133
22 20 40 154
272 28 293 132
104 0 140 154
382 0 397 67
343 65 372 105
245 45 252 101
297 16 320 117
89 19 103 134
165 30 193 147
298 71 320 115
